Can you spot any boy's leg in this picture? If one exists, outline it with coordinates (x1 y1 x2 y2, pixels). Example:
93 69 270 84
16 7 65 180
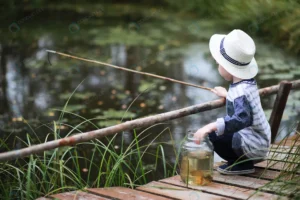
208 131 240 164
209 131 254 174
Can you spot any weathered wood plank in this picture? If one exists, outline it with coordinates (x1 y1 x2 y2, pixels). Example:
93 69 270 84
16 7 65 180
255 160 300 173
267 151 300 163
270 144 298 149
160 175 277 199
159 175 282 200
212 171 269 189
214 163 297 182
215 159 299 180
270 145 298 154
213 163 296 195
246 168 282 180
50 191 110 200
275 140 300 148
275 124 300 147
214 171 292 195
87 187 171 200
137 181 231 200
214 161 292 180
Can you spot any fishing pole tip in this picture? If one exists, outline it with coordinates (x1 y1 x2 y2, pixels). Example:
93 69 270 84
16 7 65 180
46 50 56 53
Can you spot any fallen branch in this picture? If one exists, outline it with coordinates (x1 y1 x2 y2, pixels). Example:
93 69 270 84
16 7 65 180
0 80 299 162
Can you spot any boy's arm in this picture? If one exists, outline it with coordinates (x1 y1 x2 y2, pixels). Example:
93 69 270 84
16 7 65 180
216 95 252 136
211 86 227 98
194 86 226 142
194 122 217 142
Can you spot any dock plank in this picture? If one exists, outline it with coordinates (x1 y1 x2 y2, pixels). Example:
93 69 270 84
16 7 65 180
246 168 281 180
137 181 231 200
87 187 171 200
159 175 281 200
255 160 300 172
274 134 300 147
270 145 298 154
50 191 110 200
214 162 283 180
212 171 269 189
268 151 299 159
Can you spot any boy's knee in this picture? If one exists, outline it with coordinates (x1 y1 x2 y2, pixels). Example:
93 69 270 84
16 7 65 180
232 133 245 157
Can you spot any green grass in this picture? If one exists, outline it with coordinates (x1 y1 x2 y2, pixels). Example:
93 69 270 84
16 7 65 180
0 115 181 199
0 82 181 199
257 123 300 199
227 121 300 199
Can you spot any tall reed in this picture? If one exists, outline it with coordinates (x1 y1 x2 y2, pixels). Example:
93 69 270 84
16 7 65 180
0 85 181 199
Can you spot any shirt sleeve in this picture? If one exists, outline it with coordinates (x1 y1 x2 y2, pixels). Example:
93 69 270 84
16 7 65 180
215 95 253 136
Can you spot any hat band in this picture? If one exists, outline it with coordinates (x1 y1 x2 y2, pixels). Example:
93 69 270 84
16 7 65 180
220 38 250 66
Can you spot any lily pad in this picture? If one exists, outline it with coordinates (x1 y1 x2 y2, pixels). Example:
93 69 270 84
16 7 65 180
273 73 294 79
97 120 121 127
74 92 96 100
116 93 128 100
90 108 102 114
143 164 156 171
138 81 156 92
146 99 157 106
93 26 157 46
24 59 45 69
59 92 96 100
56 104 86 112
259 74 275 80
101 109 136 119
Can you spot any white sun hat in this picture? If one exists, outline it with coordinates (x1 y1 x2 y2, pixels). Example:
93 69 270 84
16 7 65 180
209 29 258 79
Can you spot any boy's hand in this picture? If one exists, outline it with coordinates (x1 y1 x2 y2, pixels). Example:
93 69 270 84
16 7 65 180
193 128 208 144
212 86 227 98
194 123 217 144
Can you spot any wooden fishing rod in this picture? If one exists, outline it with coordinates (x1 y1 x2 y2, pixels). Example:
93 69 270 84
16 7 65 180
46 50 213 92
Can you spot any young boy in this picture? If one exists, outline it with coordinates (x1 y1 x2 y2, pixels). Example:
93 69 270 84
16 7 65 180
194 29 271 175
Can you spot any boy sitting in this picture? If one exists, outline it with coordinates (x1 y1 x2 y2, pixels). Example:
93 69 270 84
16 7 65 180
194 29 271 175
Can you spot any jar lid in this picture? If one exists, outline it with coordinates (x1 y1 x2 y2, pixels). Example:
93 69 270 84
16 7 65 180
183 132 211 150
187 132 199 143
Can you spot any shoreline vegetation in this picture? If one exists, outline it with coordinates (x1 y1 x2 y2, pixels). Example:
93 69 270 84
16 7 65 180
165 0 300 55
3 1 299 54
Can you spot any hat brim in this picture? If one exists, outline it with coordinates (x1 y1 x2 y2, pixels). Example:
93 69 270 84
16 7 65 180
209 34 258 79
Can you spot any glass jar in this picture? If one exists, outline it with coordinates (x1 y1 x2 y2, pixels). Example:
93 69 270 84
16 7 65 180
180 131 214 186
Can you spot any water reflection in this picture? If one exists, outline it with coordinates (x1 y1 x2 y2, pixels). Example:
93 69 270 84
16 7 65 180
111 44 127 66
6 55 29 118
36 35 54 60
183 44 220 84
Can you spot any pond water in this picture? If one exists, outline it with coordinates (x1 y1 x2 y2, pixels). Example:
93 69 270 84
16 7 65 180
1 4 299 181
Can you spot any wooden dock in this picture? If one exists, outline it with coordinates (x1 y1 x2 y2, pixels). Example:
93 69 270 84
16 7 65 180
37 141 299 200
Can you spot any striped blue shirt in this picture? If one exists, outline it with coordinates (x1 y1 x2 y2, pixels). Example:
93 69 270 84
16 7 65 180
215 79 271 158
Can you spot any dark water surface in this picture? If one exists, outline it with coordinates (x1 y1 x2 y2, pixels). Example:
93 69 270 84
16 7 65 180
0 4 299 181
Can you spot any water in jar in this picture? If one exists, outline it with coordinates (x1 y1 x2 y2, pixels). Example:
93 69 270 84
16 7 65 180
180 150 213 186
